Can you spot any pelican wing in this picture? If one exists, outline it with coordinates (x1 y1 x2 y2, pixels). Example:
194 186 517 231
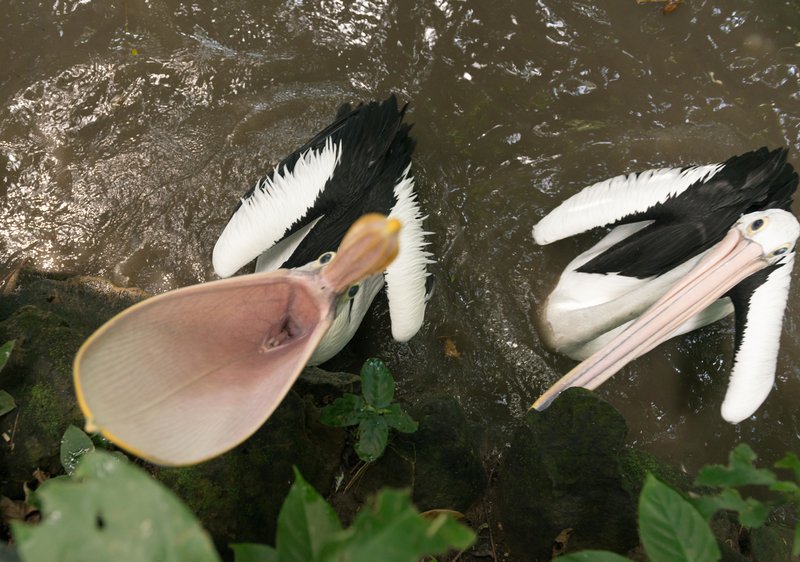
384 167 433 341
212 140 341 277
74 270 333 466
720 256 795 423
533 164 723 245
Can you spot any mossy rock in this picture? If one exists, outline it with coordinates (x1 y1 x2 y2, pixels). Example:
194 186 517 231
156 390 345 559
497 388 639 561
743 524 796 562
619 446 696 497
0 272 149 334
0 306 86 493
355 394 488 513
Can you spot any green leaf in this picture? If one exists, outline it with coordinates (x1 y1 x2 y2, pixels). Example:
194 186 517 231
276 467 343 562
770 481 800 494
793 522 800 556
0 340 14 373
361 358 394 409
775 453 800 482
60 425 96 476
341 487 474 562
382 404 418 433
12 450 220 562
230 543 278 562
639 474 721 562
690 488 770 527
320 394 369 427
355 417 389 462
558 552 633 562
695 444 776 488
0 390 16 417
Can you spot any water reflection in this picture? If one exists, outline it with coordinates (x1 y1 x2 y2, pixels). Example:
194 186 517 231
2 0 800 488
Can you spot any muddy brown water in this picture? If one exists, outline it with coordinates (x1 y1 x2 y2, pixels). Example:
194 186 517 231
3 0 800 511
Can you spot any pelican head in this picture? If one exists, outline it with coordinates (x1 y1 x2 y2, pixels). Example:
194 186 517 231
74 214 401 466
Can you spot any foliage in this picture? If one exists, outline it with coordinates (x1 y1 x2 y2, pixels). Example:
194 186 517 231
0 340 13 372
560 444 800 561
0 340 16 416
12 450 221 562
638 475 720 562
320 358 417 462
13 425 473 562
230 468 475 562
60 425 96 476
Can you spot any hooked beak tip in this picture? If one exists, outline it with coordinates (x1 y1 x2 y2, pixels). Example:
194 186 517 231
385 218 401 236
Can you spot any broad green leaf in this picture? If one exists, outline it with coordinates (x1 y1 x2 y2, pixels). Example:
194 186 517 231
639 474 721 562
355 417 389 462
276 467 342 562
695 445 776 488
0 340 14 373
689 488 770 527
775 453 800 482
60 425 95 476
558 552 633 562
320 394 369 427
361 358 394 409
12 451 220 562
382 404 418 433
231 543 278 562
341 487 474 562
0 390 16 417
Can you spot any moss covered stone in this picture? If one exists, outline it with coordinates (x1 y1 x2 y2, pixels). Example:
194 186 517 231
356 394 488 513
0 306 87 493
156 390 345 557
498 388 639 561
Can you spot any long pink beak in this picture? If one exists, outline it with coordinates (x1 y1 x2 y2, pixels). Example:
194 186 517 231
532 227 767 411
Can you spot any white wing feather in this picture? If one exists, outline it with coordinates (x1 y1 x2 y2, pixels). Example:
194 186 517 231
533 164 722 245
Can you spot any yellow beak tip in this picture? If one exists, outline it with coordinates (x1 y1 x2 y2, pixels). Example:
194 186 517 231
385 218 402 235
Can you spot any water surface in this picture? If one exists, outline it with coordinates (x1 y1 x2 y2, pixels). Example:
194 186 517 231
4 0 800 486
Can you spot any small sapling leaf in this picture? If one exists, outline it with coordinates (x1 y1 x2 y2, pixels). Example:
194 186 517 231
695 444 777 488
320 394 369 426
355 417 389 462
382 403 418 433
361 358 394 409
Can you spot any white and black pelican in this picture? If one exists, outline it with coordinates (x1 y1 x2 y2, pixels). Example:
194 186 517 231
531 147 799 423
74 214 404 465
213 95 433 365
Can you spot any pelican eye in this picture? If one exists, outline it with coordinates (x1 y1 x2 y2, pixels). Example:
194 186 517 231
347 283 360 299
769 244 791 258
747 217 768 235
318 252 335 265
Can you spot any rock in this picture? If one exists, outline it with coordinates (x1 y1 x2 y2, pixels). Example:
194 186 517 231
744 524 795 562
155 390 345 559
294 366 362 405
619 446 696 496
497 388 639 561
0 274 150 496
0 305 87 493
354 394 488 514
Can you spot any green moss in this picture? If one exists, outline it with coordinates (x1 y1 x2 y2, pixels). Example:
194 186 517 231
26 382 63 440
619 447 695 497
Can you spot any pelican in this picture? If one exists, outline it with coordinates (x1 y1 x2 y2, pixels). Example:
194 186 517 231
213 95 433 365
531 147 799 423
74 214 403 466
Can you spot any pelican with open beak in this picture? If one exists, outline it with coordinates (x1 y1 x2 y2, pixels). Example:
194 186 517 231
74 214 401 466
531 148 799 423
